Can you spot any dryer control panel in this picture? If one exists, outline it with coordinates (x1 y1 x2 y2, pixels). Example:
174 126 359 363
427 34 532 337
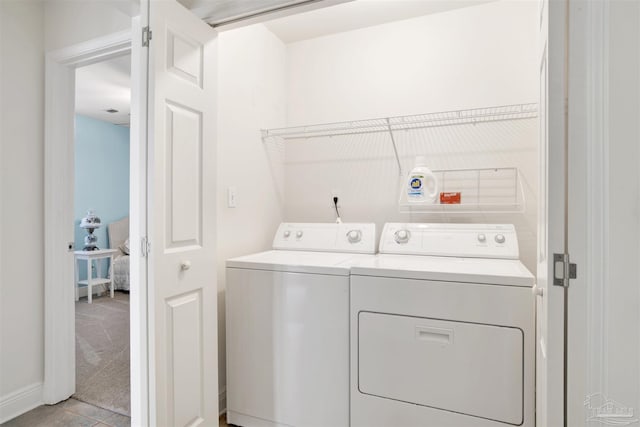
380 223 519 259
273 223 377 254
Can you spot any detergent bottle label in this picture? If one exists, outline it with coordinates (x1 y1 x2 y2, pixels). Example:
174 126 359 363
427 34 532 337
408 175 424 198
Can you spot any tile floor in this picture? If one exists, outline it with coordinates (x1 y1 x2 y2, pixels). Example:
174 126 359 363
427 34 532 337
3 401 229 427
1 398 130 427
75 291 130 416
4 291 230 427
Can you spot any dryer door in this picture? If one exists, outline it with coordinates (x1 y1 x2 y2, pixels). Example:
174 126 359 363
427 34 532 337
358 312 523 425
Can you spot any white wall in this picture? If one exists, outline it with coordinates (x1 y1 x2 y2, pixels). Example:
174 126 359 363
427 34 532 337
0 0 45 420
43 0 133 51
280 0 539 272
216 24 287 410
0 2 132 421
286 1 539 124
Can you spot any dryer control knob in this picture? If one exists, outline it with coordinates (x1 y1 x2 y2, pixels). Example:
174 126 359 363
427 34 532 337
394 229 410 244
296 231 304 239
347 229 362 243
283 230 291 238
477 233 487 243
495 234 506 244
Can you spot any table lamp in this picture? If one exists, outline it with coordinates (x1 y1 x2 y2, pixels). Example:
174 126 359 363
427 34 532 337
80 209 102 251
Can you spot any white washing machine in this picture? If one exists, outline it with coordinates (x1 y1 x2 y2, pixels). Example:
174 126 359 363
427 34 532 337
226 222 376 427
350 223 535 427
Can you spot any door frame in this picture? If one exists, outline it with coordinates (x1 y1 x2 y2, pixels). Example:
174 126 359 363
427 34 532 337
42 28 149 424
566 0 605 424
535 0 569 424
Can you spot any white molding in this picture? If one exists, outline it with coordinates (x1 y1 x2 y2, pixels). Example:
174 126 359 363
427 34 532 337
566 1 607 423
43 29 138 413
0 0 3 336
0 382 43 424
43 52 77 405
537 0 569 425
585 0 608 402
218 386 227 415
130 14 150 427
47 30 131 66
600 0 611 398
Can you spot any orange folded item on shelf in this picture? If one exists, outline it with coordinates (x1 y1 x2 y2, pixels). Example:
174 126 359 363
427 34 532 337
440 192 461 204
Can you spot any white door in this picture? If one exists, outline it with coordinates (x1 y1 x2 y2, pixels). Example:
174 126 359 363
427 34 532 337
566 0 640 425
139 1 218 425
536 0 566 425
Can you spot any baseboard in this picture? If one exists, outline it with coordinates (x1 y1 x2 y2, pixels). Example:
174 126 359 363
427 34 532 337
219 386 227 416
0 382 43 424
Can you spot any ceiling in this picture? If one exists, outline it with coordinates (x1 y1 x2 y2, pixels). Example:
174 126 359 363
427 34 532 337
263 0 497 43
74 0 496 126
75 54 131 126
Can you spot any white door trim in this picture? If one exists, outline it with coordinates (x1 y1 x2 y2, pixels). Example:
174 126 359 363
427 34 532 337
129 15 151 426
536 0 568 425
583 0 610 402
566 0 609 424
42 29 147 423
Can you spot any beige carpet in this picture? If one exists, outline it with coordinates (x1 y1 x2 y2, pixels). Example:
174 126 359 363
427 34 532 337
74 291 130 417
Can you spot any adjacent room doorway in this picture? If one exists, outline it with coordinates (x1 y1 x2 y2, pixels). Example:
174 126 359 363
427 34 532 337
72 54 132 418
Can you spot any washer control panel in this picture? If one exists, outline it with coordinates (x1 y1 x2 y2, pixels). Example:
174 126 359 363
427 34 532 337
273 223 376 254
380 223 519 259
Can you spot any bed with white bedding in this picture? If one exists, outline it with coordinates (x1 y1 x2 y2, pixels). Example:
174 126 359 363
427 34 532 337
107 216 130 291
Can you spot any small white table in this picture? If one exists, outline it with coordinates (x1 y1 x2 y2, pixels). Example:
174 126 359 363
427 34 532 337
74 249 118 303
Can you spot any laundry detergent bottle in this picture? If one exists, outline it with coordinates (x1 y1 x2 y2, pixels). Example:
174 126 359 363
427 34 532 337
407 156 438 203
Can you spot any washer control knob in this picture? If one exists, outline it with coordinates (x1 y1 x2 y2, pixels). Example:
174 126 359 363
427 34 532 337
495 234 506 244
296 230 304 239
283 230 291 238
477 233 487 243
394 229 410 244
347 229 362 244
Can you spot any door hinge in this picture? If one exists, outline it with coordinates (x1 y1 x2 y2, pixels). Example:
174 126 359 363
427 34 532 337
141 237 151 257
142 26 152 47
553 253 577 287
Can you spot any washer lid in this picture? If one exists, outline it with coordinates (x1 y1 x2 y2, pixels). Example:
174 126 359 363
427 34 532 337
351 254 534 286
227 250 375 276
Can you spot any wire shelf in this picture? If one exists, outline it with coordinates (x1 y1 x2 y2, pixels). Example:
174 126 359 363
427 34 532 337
398 167 525 214
261 103 538 141
262 104 535 215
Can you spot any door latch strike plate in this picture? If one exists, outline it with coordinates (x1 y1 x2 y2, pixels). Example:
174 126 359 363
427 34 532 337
554 253 577 287
141 237 151 257
142 26 152 47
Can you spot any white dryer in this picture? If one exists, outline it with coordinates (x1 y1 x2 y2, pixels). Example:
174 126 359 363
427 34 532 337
350 223 535 427
226 222 376 427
